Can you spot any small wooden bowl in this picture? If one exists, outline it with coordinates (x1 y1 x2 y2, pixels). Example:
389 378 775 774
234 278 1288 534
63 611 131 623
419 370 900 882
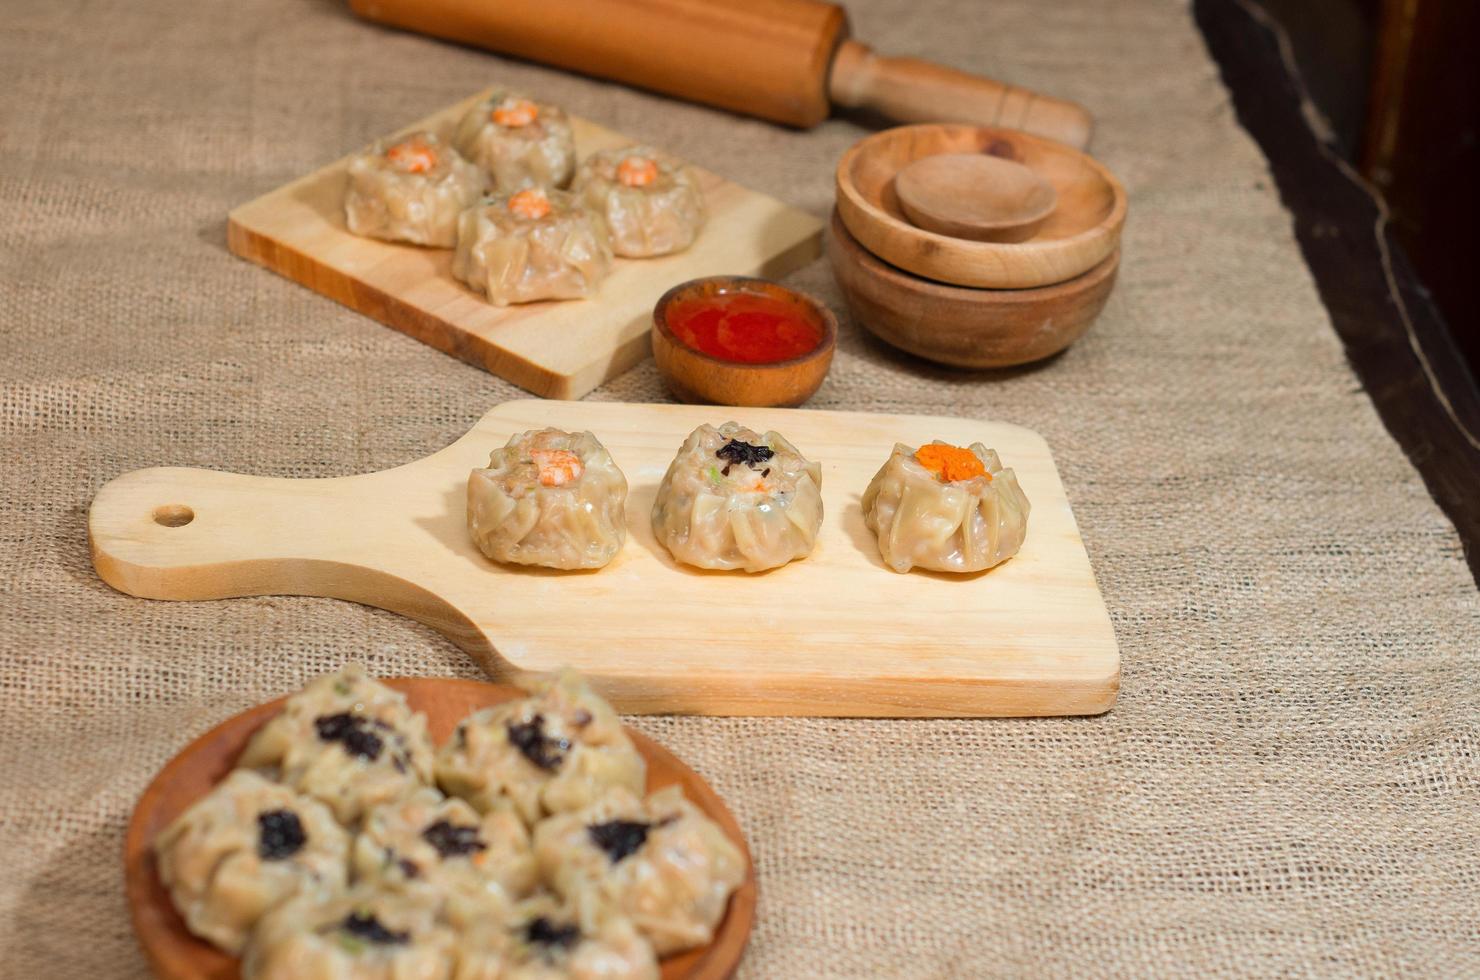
836 124 1126 289
125 677 756 980
652 276 836 407
827 210 1118 369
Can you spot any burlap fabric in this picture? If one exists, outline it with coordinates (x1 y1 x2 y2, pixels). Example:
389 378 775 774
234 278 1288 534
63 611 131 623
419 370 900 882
2 0 1477 975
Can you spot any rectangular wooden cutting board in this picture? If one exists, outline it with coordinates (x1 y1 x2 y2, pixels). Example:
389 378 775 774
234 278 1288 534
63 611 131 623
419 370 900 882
89 402 1119 717
227 91 823 399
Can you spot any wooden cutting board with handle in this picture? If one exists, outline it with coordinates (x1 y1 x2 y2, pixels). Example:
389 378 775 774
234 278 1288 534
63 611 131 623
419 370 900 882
89 401 1119 717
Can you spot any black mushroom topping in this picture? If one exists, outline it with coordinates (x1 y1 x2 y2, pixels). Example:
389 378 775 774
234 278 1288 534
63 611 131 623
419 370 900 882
716 439 774 469
587 819 652 863
506 714 570 771
314 712 386 762
525 916 581 949
256 809 307 861
421 819 488 859
341 912 410 945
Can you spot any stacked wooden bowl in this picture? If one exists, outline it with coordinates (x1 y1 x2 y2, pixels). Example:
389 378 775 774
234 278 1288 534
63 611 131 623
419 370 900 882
829 124 1126 369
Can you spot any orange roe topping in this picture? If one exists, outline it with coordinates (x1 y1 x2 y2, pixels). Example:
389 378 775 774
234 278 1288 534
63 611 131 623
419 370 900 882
508 189 552 220
915 444 987 482
617 156 658 188
386 138 438 174
492 98 539 127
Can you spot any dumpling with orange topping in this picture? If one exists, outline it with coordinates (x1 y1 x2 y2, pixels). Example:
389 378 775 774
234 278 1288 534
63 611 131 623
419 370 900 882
344 131 486 247
650 422 822 573
453 91 576 191
574 146 706 258
862 441 1030 574
452 188 611 306
467 428 628 570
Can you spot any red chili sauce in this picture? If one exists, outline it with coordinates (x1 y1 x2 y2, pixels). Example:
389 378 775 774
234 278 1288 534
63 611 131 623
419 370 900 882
665 288 824 364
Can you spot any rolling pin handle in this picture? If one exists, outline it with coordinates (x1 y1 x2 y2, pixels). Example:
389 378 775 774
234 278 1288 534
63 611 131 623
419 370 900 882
827 39 1094 150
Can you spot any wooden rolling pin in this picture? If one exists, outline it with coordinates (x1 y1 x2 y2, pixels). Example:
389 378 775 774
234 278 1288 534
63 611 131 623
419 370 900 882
348 0 1093 148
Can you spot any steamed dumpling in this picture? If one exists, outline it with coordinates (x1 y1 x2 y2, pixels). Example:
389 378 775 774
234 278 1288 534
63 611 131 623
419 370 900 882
153 770 349 954
455 892 658 980
238 664 436 824
467 428 628 570
452 188 611 306
650 422 822 572
861 441 1030 573
573 146 706 257
344 131 486 247
436 670 645 826
452 91 576 191
354 788 537 926
243 885 458 980
533 786 745 956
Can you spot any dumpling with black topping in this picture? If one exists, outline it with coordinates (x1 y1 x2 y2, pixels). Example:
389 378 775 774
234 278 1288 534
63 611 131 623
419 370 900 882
533 786 745 955
354 787 537 924
238 664 435 824
435 669 644 826
455 892 657 980
153 769 349 955
243 884 458 980
650 422 823 573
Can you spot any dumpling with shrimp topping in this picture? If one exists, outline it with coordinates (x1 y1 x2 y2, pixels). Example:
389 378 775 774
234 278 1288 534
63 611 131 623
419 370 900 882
344 131 486 247
467 428 628 570
243 884 457 980
153 770 349 955
435 669 645 827
353 788 536 925
238 663 436 824
650 422 823 573
453 188 611 306
573 146 706 257
862 441 1031 573
453 91 576 191
457 892 658 980
533 786 746 956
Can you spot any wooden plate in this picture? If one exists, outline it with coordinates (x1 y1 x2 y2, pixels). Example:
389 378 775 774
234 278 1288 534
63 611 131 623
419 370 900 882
124 677 756 980
835 123 1126 289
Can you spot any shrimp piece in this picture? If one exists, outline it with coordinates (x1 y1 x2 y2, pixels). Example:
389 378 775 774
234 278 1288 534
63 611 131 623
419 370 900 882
530 449 583 487
507 188 552 220
492 98 539 128
385 138 438 174
617 155 659 188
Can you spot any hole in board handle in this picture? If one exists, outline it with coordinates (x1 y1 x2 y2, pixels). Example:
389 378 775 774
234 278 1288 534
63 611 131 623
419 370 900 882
153 505 194 528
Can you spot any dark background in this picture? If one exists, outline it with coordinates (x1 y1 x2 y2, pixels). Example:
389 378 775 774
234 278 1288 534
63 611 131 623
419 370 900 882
1261 0 1478 375
1194 0 1480 579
